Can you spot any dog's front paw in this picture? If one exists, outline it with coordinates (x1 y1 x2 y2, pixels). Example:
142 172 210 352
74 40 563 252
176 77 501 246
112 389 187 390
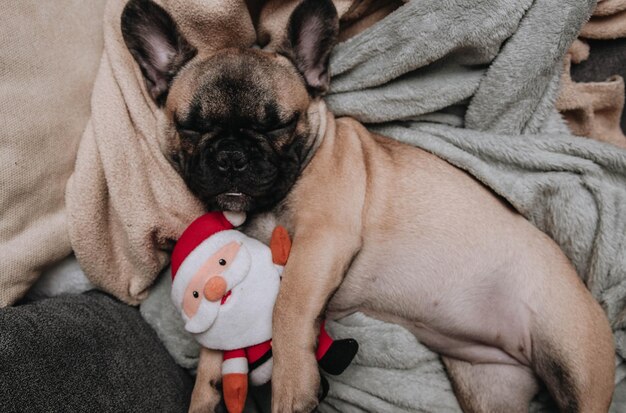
188 383 221 413
271 352 320 413
189 348 224 413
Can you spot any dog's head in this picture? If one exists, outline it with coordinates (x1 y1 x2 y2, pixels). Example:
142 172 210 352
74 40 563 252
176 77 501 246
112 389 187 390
121 0 339 212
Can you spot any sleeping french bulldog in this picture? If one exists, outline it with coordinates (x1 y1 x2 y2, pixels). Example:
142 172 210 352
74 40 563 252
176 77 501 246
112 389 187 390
121 0 615 412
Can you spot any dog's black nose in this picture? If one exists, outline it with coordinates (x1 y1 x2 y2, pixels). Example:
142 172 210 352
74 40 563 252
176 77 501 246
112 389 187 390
216 150 249 172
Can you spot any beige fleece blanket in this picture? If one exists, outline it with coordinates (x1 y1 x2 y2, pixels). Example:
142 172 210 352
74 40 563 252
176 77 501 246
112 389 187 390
557 40 626 149
581 0 626 39
556 0 626 149
65 0 256 304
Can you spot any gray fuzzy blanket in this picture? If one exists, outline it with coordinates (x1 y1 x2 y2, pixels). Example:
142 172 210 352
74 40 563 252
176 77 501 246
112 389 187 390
141 0 626 411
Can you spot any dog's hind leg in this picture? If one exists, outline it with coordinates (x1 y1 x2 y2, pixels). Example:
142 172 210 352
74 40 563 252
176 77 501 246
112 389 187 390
527 257 615 412
530 303 615 413
442 357 539 413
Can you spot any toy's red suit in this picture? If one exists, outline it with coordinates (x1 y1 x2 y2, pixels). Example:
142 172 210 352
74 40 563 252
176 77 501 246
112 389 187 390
170 212 357 413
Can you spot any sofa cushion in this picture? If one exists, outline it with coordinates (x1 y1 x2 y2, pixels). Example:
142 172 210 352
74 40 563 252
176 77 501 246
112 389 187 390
0 0 106 305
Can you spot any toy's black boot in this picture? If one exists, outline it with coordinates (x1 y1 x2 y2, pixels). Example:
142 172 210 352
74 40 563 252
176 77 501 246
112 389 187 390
318 338 359 375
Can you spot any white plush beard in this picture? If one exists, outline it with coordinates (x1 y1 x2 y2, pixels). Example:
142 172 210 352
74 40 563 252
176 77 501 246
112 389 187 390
183 298 220 334
193 238 281 350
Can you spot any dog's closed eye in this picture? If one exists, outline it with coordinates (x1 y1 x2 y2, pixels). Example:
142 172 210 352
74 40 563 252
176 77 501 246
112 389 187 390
253 114 299 137
175 115 216 141
178 128 202 140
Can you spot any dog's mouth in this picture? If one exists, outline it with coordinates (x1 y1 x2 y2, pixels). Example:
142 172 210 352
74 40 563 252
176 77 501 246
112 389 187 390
216 192 252 212
220 290 232 306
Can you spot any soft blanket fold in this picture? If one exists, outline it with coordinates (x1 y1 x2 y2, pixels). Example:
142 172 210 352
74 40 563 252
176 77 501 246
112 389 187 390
581 0 626 39
555 0 626 148
557 40 626 148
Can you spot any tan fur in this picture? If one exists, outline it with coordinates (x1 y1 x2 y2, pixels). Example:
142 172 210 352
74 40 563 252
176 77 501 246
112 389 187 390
442 358 539 413
162 0 256 59
164 47 310 168
253 109 615 412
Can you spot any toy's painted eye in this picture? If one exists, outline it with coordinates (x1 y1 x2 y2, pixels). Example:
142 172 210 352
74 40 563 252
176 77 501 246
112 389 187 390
219 259 226 266
192 291 199 298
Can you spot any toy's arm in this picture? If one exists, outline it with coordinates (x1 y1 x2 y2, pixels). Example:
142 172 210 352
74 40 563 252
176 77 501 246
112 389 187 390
222 349 248 413
270 226 291 266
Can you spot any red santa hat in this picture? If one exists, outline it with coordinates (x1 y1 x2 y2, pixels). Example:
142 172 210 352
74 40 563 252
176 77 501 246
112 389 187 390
171 211 246 279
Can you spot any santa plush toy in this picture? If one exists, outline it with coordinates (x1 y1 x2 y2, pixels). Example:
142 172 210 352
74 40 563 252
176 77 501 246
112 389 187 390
171 212 358 413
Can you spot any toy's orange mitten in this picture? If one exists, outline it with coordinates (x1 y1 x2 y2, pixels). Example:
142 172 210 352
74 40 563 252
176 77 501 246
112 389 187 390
270 226 291 266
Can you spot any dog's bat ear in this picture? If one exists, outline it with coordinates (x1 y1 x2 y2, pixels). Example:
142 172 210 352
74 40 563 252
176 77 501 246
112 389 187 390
284 0 339 96
121 0 197 106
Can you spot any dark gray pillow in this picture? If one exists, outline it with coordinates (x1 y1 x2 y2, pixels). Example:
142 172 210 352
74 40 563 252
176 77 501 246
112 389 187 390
0 292 193 412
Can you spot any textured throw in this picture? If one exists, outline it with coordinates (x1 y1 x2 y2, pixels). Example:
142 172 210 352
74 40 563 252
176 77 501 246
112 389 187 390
142 0 626 411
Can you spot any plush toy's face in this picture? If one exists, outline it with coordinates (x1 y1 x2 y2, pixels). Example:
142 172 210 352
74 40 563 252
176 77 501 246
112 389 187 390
172 230 281 349
180 240 251 334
